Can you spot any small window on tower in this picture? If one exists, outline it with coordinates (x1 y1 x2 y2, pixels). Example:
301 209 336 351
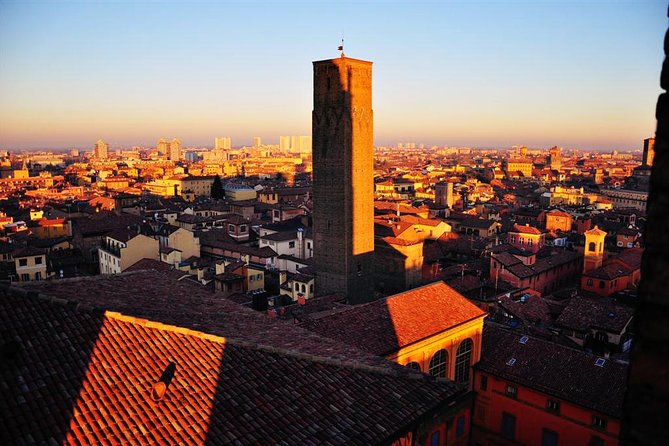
357 264 362 277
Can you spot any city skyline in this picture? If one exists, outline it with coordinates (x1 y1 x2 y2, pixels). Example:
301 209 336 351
0 1 665 150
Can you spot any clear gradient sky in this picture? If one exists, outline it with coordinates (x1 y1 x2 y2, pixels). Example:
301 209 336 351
0 0 665 151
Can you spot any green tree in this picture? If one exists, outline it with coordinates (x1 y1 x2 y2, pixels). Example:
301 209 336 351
211 175 224 199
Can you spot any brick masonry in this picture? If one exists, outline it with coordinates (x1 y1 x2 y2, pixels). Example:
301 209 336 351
312 56 375 304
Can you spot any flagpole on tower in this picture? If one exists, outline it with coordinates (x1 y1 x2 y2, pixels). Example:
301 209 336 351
338 38 344 57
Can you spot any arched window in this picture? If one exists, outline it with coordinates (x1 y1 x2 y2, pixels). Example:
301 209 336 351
588 242 596 252
429 349 448 377
454 339 473 385
406 361 421 371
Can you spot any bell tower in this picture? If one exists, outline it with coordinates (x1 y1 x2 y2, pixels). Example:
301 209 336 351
583 225 607 273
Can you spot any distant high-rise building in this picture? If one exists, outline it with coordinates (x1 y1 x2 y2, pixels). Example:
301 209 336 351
297 135 312 152
94 140 109 160
279 136 291 151
279 135 311 152
169 138 181 161
215 137 232 150
643 137 655 166
312 55 375 304
253 137 262 148
156 138 169 154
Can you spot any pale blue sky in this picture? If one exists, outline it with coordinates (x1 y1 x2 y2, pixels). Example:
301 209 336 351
0 1 665 150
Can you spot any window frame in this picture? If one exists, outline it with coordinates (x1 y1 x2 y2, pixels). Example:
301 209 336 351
547 399 560 414
505 384 518 399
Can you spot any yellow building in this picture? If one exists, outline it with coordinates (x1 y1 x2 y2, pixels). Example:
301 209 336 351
301 281 486 388
504 158 533 177
98 229 159 274
583 225 607 273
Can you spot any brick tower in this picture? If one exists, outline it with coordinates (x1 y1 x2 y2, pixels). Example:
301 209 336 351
312 54 375 304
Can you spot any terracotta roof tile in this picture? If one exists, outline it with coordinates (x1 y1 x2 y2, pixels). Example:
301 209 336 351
511 223 543 235
1 287 466 445
301 281 486 356
476 325 627 418
555 296 634 333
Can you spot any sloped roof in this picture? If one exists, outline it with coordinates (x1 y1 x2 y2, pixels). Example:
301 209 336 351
556 296 634 333
14 270 401 372
2 282 465 445
584 225 607 237
301 281 486 356
476 325 627 418
511 223 543 235
583 262 632 280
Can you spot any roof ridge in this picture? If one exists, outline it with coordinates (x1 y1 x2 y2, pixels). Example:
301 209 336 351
13 269 152 285
104 310 444 382
2 285 446 384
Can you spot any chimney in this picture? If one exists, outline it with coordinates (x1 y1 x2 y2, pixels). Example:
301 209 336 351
151 361 177 402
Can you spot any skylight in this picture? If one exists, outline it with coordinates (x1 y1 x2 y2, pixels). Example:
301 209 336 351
506 358 516 366
595 358 606 367
519 336 529 344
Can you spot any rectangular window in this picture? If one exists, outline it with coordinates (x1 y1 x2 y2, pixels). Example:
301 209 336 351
456 415 465 438
501 412 516 440
547 399 560 414
288 241 295 248
430 431 440 446
506 385 518 399
35 256 43 265
542 429 559 446
480 375 488 391
587 279 593 286
20 273 30 282
35 272 42 280
593 415 607 430
19 258 27 267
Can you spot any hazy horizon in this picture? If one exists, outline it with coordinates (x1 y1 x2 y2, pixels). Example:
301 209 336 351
0 1 664 151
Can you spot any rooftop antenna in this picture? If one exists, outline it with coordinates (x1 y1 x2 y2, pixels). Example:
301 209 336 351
338 38 345 57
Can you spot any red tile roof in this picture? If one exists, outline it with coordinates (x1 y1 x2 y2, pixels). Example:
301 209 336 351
511 223 543 235
584 225 607 237
477 325 628 418
301 281 486 356
14 270 404 372
1 286 465 445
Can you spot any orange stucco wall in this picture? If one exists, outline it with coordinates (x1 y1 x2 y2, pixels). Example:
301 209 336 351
473 371 620 446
